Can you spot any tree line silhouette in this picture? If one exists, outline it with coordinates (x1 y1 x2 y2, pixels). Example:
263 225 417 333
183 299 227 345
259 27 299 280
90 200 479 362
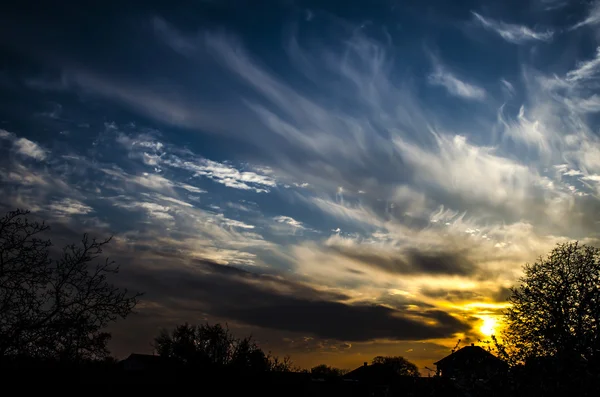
153 322 299 373
2 208 600 395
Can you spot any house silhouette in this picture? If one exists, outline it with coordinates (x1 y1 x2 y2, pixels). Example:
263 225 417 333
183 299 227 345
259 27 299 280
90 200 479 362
434 343 508 380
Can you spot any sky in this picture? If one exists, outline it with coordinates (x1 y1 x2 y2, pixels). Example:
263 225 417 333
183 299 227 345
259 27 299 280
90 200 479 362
1 0 600 372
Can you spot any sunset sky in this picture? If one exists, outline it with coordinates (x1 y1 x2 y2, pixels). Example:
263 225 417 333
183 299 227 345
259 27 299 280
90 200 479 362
1 0 600 372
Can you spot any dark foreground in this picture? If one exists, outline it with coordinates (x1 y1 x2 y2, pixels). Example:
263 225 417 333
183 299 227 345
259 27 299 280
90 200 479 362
3 359 599 397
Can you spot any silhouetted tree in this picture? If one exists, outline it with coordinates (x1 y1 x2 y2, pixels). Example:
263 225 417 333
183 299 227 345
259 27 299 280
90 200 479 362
154 322 297 372
310 364 348 377
500 242 600 366
265 353 299 372
0 209 141 362
230 335 270 372
493 242 600 396
371 355 420 377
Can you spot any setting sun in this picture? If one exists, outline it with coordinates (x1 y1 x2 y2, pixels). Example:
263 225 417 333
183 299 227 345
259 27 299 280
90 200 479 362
479 316 498 337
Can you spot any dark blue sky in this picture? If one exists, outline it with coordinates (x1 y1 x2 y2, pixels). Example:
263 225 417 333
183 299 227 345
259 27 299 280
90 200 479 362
1 0 599 370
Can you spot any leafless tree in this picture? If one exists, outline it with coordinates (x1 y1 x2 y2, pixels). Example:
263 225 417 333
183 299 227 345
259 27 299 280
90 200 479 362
0 209 141 361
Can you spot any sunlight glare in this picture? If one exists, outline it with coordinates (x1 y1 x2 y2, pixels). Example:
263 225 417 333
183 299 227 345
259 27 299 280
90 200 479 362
479 316 497 337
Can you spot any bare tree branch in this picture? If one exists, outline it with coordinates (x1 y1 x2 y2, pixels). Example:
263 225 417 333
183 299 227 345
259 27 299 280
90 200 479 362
0 209 142 361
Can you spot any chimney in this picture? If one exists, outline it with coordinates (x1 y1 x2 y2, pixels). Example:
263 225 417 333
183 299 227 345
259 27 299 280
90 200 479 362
471 343 475 346
363 362 368 367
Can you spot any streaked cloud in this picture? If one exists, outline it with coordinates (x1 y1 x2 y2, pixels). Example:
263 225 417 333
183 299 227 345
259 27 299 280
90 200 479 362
47 198 94 217
472 12 554 44
178 183 207 194
394 134 539 210
3 0 600 370
570 2 600 30
428 66 486 100
566 48 600 83
166 157 277 193
500 78 515 96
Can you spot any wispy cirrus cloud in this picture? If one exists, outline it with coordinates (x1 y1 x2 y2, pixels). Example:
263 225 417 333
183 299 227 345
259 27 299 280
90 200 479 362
8 1 600 368
0 126 273 269
500 78 515 96
61 70 249 137
105 125 277 194
570 2 600 30
566 47 600 83
165 157 277 193
428 64 486 100
538 0 568 11
47 198 94 217
394 134 539 211
472 12 554 44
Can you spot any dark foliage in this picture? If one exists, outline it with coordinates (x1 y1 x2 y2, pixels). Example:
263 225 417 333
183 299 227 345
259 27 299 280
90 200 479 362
484 242 600 396
154 322 298 373
310 364 348 377
371 355 420 377
499 242 600 365
0 209 141 361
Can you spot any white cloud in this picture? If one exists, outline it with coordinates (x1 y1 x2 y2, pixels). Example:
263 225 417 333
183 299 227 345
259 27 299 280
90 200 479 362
178 183 207 194
200 29 397 173
274 215 306 229
114 200 174 221
147 193 194 207
215 215 255 229
308 196 382 228
558 167 583 177
227 202 254 212
472 12 554 44
139 203 174 220
166 157 276 193
519 55 600 180
102 167 208 196
429 205 462 224
565 95 600 113
0 131 48 160
501 79 515 96
0 163 49 188
566 48 600 83
133 172 174 191
570 2 600 30
497 104 555 155
47 198 93 217
394 134 540 209
582 174 600 182
0 129 274 271
428 68 486 100
14 138 47 160
109 189 265 263
539 0 568 11
116 132 164 152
